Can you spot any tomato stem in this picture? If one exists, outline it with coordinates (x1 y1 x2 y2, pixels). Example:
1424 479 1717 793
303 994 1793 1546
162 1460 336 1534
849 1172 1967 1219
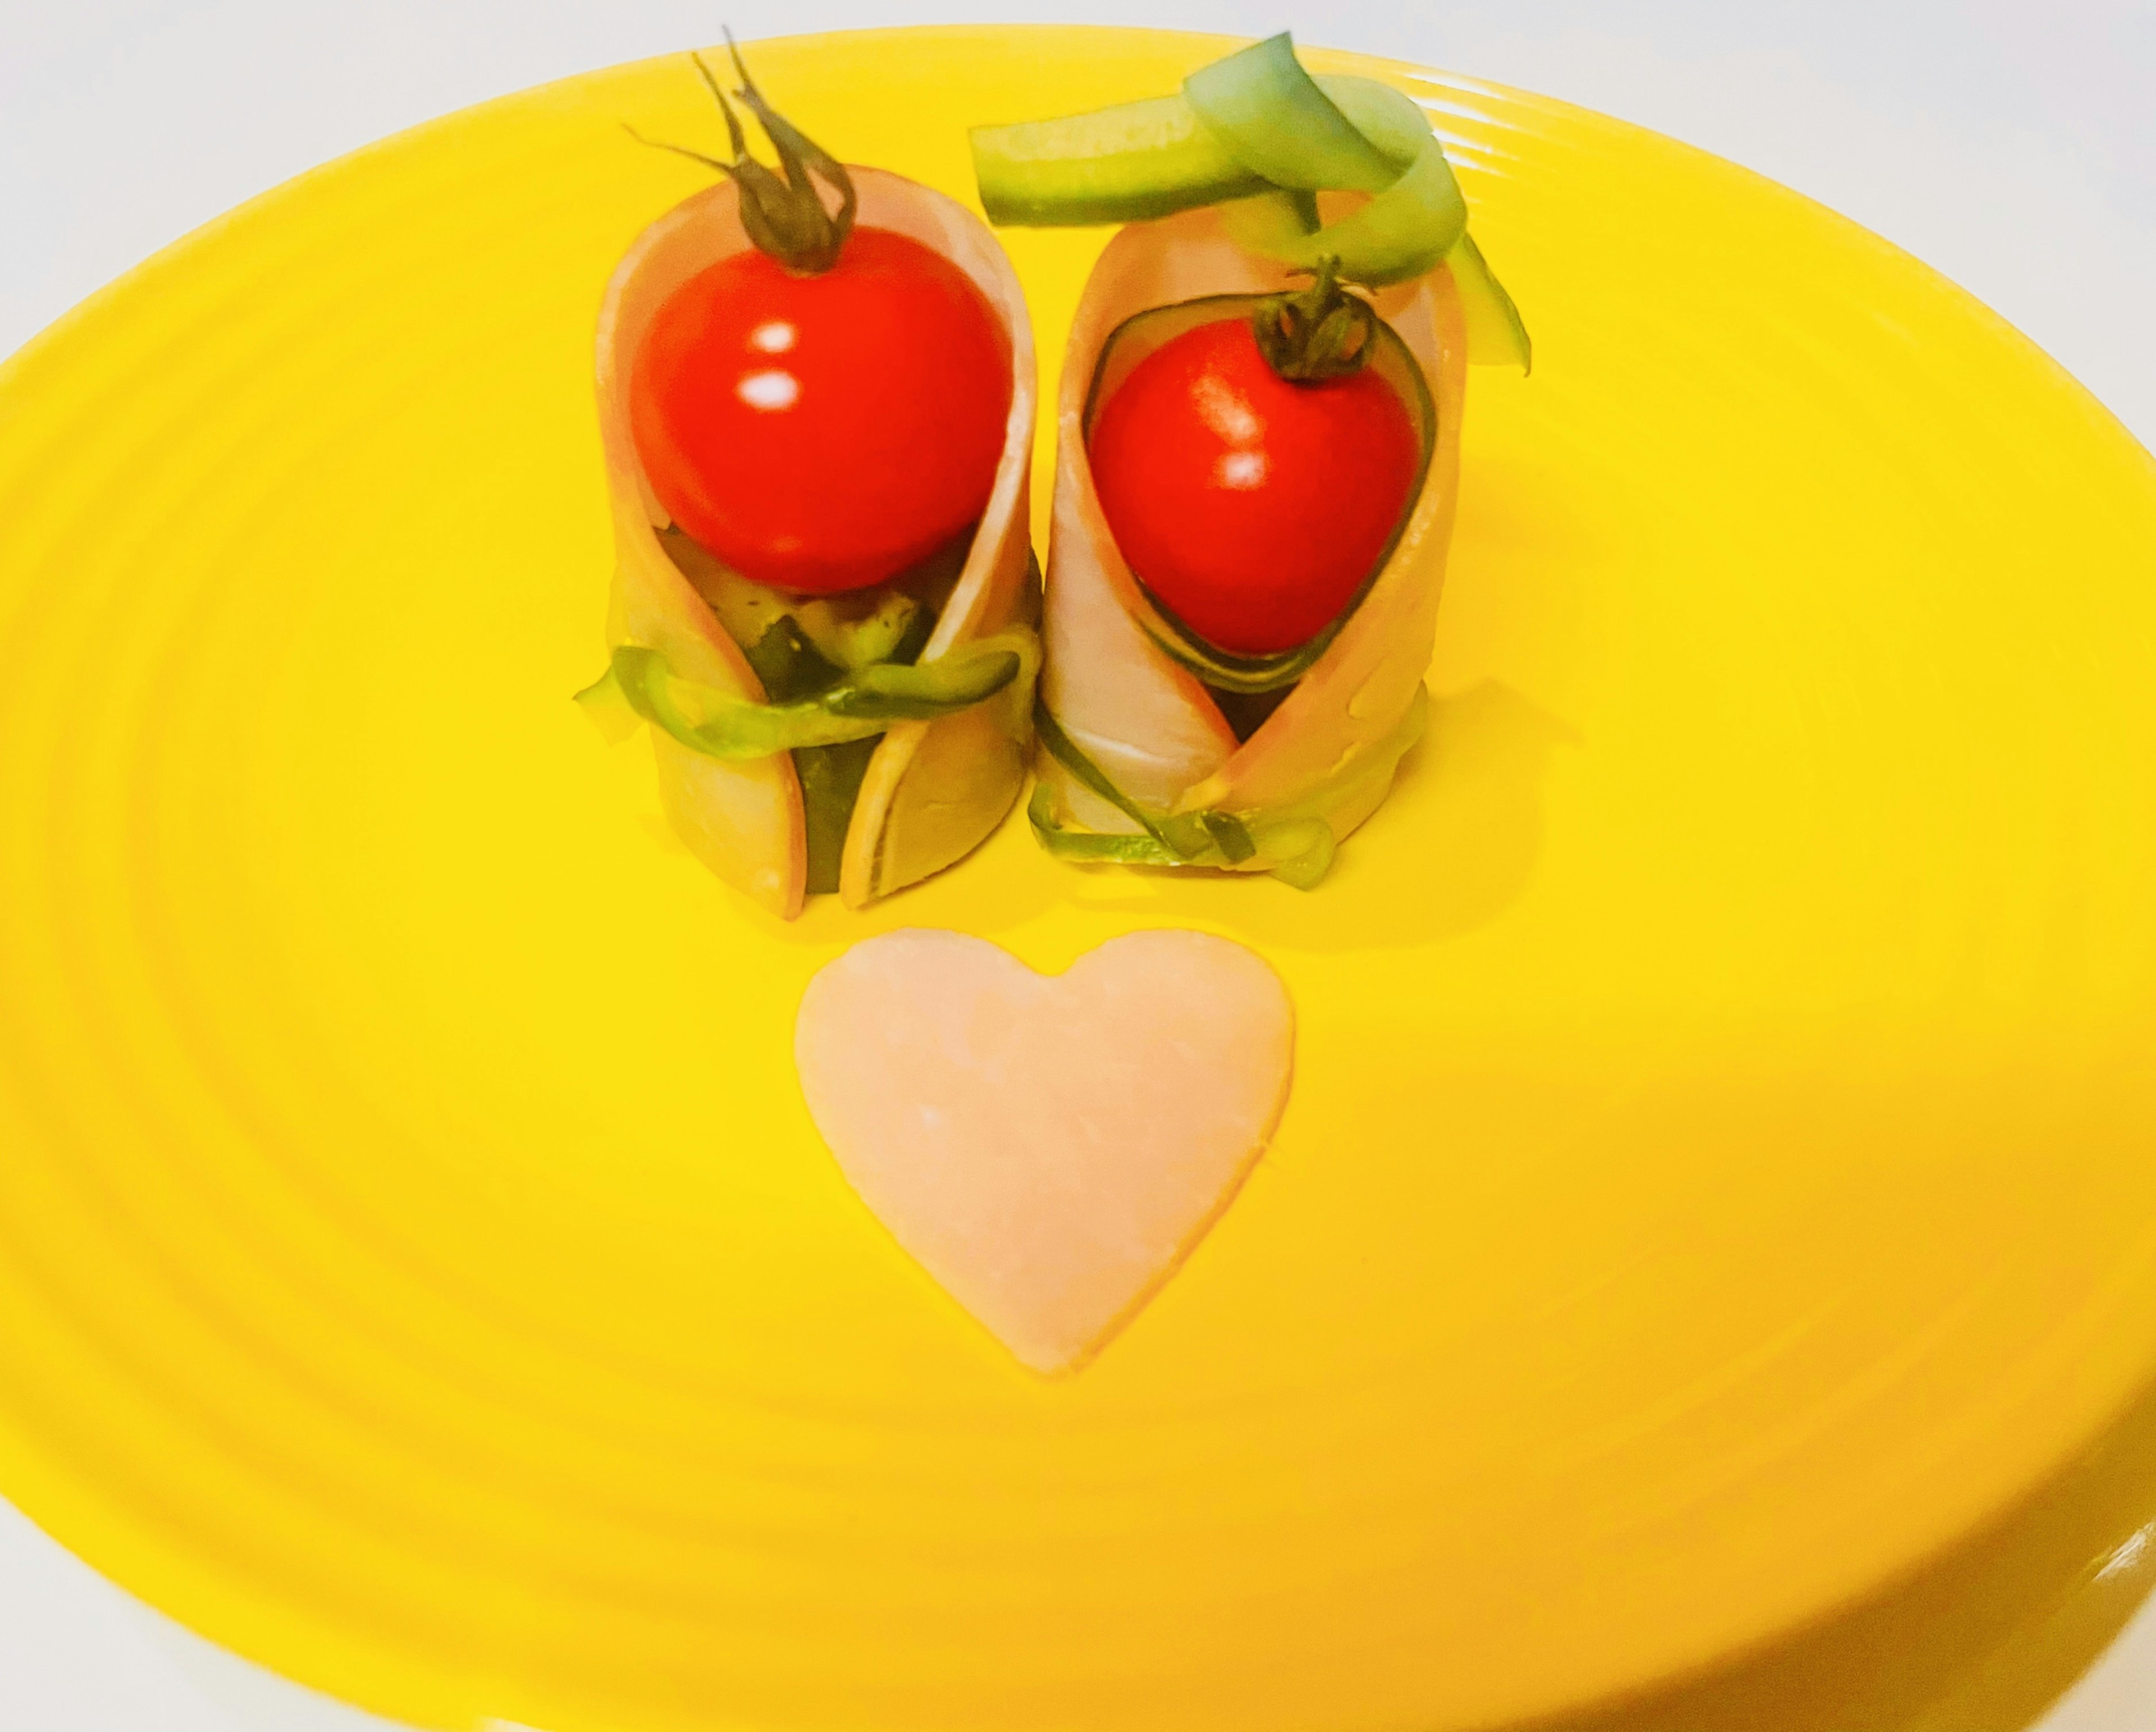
625 32 858 275
1251 256 1380 382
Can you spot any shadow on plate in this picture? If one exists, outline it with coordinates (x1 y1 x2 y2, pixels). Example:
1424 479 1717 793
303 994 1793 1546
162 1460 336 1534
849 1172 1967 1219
1503 1364 2156 1732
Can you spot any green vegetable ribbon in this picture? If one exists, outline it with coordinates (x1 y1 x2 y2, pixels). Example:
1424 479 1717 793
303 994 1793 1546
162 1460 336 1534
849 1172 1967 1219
574 629 1037 760
1028 685 1431 890
1187 38 1468 287
970 35 1529 365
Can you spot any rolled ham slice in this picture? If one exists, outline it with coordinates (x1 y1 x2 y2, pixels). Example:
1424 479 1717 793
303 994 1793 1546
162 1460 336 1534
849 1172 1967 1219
595 171 1039 918
1037 203 1468 871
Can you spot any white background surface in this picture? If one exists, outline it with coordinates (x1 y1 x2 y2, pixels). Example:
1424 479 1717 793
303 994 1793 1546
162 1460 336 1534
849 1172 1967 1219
2 2 2154 1727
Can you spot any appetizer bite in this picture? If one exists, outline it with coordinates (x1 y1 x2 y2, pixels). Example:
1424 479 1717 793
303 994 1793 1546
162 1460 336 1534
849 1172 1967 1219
972 34 1527 887
581 44 1039 917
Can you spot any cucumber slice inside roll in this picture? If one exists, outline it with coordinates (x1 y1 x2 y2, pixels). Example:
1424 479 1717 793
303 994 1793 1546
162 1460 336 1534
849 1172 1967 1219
575 632 1033 760
1028 681 1429 888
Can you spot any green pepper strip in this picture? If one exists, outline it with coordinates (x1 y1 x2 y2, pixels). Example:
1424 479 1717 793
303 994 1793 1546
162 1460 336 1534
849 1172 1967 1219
574 629 1035 761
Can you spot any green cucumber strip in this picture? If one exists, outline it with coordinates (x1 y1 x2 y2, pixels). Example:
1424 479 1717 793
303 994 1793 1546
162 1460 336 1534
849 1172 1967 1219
1033 700 1184 853
1082 293 1437 694
1031 702 1346 887
572 665 641 744
597 647 882 757
659 527 789 652
875 596 939 669
1217 188 1319 255
1258 819 1335 889
1030 682 1427 889
1026 784 1175 863
965 45 1453 254
798 587 924 673
1183 34 1395 195
797 532 968 669
971 94 1266 227
1313 76 1432 170
743 614 844 705
1446 231 1532 373
799 735 881 894
828 645 1026 720
1203 810 1259 863
969 40 1478 295
1260 136 1467 286
662 525 962 683
1028 779 1337 888
579 630 1033 762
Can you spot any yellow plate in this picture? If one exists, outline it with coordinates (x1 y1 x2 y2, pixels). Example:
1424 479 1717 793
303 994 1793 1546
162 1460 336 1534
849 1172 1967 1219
4 25 2156 1732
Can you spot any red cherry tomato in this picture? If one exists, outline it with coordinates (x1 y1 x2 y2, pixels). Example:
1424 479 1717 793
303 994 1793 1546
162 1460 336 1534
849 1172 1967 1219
631 226 1012 595
1088 316 1420 656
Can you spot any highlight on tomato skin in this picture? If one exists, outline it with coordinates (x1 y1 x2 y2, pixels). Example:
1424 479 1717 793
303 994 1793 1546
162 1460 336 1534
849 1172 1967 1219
1086 314 1420 656
630 226 1013 596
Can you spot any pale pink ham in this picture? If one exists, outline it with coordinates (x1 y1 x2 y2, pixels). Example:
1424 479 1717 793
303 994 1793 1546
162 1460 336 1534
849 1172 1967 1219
1037 202 1468 861
794 929 1295 1373
594 171 1038 916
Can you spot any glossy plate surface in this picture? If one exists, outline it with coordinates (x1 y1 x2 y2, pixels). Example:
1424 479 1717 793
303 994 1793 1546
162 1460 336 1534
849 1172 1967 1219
3 25 2156 1732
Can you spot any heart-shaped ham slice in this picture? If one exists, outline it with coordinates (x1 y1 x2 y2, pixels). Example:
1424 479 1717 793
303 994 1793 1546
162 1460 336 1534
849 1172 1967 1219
795 929 1295 1373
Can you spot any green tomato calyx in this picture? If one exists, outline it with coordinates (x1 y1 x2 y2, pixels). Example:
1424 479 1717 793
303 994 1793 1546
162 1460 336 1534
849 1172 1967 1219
1251 255 1379 382
627 33 858 275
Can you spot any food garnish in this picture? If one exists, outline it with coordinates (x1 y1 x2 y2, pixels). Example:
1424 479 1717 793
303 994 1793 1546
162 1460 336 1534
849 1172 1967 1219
973 31 1528 366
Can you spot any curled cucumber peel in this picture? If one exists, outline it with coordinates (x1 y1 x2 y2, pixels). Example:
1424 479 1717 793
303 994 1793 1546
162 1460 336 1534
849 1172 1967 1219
575 629 1038 761
1446 230 1532 372
1184 39 1401 195
1027 783 1337 892
972 31 1524 339
961 93 1265 227
1029 684 1428 890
